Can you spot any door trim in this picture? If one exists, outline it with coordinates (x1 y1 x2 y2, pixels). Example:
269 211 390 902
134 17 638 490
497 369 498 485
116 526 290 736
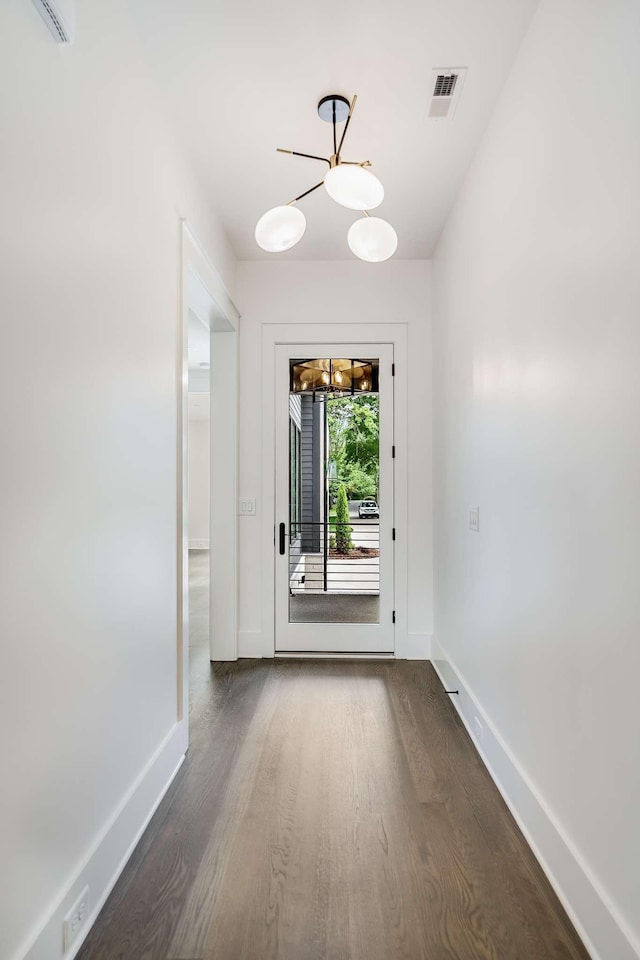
259 322 410 658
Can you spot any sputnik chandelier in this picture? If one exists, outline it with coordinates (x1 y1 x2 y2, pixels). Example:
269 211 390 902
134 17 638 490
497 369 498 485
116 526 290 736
255 94 398 262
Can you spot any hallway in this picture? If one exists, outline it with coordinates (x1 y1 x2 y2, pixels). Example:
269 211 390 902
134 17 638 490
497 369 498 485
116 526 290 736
4 2 640 959
77 661 587 959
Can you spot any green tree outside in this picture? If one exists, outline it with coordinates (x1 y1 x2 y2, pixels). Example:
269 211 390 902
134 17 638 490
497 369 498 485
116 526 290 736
327 395 379 501
334 483 353 554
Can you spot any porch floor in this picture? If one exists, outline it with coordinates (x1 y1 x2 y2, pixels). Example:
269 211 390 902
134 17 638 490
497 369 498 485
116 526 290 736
289 592 379 623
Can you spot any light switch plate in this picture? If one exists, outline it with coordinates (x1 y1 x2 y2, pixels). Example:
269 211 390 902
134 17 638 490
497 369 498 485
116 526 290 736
239 497 256 516
469 506 479 532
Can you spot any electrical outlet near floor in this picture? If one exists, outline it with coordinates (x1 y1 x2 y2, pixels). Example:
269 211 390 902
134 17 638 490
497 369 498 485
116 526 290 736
473 715 484 746
63 886 89 952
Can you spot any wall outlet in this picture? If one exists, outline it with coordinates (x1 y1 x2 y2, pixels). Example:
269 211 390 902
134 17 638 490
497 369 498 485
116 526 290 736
238 497 256 516
63 886 89 951
473 715 484 746
469 506 479 532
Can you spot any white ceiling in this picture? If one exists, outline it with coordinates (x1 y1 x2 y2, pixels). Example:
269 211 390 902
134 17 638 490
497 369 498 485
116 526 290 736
132 0 538 260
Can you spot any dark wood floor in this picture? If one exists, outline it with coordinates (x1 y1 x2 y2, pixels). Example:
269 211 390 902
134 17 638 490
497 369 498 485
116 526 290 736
77 651 589 960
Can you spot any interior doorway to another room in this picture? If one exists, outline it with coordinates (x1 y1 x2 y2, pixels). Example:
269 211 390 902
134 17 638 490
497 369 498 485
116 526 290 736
178 224 239 732
187 311 211 703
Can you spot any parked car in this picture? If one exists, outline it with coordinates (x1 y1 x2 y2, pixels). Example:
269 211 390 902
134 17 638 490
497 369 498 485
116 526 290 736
359 498 379 519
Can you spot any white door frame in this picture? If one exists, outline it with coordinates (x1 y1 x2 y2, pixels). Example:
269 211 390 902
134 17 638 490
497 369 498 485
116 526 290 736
260 322 410 658
178 222 240 729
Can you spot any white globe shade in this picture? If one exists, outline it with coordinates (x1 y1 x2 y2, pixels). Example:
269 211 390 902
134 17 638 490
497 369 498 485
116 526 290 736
324 165 384 211
348 217 398 262
255 205 306 252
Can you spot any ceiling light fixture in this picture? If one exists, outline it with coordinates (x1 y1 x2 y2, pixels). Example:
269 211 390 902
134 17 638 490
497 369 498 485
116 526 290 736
290 359 379 396
255 94 397 261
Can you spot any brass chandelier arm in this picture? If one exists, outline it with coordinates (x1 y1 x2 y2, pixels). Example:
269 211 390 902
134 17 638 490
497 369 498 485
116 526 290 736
277 93 371 209
277 148 331 166
286 179 325 205
277 96 362 176
336 94 357 158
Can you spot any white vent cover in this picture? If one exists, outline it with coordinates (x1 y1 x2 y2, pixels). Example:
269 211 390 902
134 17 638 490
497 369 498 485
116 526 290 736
32 0 75 44
428 68 467 120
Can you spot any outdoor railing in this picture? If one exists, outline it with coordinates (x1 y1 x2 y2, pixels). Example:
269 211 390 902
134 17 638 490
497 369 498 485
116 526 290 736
289 520 380 595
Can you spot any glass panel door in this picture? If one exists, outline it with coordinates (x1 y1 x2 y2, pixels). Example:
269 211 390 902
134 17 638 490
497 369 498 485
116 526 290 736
275 344 394 653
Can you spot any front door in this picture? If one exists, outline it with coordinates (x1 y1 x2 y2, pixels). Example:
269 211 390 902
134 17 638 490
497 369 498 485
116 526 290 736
275 343 394 653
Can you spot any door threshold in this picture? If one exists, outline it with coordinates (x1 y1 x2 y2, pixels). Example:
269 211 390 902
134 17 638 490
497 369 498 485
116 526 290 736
275 652 395 660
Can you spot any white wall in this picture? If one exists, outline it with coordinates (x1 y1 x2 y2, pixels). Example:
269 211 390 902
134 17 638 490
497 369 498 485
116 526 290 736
0 3 235 959
432 2 640 958
188 412 211 548
237 260 432 658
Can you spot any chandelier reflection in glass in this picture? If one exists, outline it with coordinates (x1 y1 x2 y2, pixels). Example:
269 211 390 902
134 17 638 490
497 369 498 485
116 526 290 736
290 358 379 397
255 95 398 262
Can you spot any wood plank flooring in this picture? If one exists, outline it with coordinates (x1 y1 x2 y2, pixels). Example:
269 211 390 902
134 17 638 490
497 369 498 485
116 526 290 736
77 652 589 960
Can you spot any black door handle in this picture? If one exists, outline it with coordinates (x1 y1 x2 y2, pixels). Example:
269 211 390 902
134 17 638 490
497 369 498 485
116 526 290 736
279 522 286 555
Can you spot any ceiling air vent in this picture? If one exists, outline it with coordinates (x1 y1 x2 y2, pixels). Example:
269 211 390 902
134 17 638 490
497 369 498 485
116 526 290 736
32 0 75 45
428 68 467 120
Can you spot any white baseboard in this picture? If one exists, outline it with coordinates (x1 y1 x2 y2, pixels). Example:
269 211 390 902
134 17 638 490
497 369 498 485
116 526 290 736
397 632 431 660
188 539 209 550
17 721 187 960
430 637 640 960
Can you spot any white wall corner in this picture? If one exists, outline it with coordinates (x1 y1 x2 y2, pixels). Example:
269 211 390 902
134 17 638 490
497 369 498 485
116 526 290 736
430 637 640 960
17 723 187 960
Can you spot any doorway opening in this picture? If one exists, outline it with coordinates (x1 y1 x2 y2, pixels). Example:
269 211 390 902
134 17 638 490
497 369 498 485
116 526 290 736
178 223 239 730
187 311 211 704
